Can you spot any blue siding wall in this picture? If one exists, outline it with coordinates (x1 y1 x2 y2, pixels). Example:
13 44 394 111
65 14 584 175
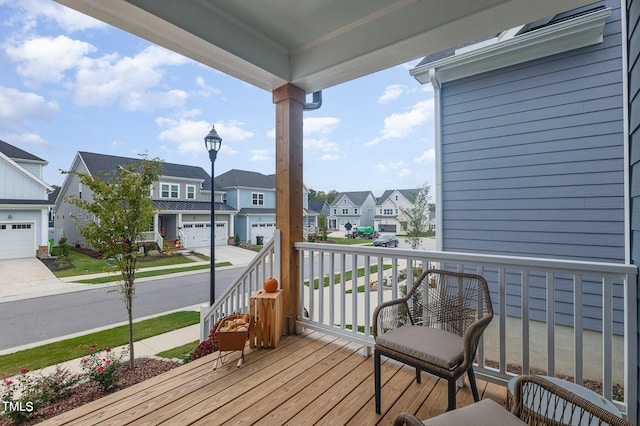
441 3 624 263
626 0 640 418
440 1 625 332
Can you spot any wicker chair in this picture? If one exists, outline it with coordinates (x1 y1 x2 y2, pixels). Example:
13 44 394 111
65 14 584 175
511 375 632 425
373 269 493 414
392 375 633 425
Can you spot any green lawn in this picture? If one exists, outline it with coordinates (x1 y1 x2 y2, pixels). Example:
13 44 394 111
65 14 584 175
305 264 392 290
76 261 232 284
0 311 199 379
156 340 199 363
53 250 195 278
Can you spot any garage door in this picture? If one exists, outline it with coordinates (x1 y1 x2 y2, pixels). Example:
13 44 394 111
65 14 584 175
250 223 275 245
0 223 35 259
379 224 397 232
182 222 228 247
214 222 227 245
182 223 210 248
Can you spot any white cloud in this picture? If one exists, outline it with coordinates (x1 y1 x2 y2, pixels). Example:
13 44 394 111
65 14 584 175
215 120 255 142
366 99 434 146
0 85 59 129
156 118 254 154
398 168 411 177
250 149 272 162
194 76 220 97
74 45 189 110
414 148 436 163
378 84 405 104
303 117 340 135
6 35 96 85
4 0 107 33
1 132 47 146
266 128 276 139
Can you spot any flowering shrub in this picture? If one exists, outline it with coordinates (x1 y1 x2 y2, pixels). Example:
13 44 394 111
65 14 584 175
191 318 223 361
1 366 80 424
79 344 128 391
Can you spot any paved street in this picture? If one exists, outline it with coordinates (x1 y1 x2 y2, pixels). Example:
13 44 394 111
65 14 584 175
0 267 241 351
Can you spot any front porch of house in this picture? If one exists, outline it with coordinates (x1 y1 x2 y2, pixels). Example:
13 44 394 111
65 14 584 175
200 231 637 422
42 329 508 425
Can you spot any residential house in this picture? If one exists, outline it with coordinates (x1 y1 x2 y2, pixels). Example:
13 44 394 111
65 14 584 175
374 188 425 233
54 152 236 250
328 191 376 231
215 169 311 244
410 0 623 332
0 140 54 260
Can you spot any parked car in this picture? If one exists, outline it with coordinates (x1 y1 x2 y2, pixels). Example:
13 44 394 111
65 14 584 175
373 234 398 247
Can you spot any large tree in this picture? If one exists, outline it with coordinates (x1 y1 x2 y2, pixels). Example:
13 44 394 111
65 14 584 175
400 183 432 250
63 154 163 369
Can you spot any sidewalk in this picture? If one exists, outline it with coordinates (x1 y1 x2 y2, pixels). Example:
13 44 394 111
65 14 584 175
0 244 257 303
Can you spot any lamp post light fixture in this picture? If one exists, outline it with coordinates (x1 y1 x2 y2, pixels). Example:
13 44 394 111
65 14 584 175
205 124 222 306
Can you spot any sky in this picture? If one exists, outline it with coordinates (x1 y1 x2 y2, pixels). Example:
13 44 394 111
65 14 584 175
0 0 436 199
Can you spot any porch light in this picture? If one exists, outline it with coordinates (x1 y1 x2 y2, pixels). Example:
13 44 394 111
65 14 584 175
205 124 222 306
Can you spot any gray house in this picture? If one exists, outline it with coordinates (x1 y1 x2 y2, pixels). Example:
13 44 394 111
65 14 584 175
328 191 377 231
410 0 624 332
55 152 236 249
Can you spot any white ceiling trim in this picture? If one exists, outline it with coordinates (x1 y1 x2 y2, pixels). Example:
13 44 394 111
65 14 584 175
410 7 611 84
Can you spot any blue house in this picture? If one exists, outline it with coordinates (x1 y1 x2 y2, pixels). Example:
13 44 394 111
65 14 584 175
410 0 624 332
216 169 310 244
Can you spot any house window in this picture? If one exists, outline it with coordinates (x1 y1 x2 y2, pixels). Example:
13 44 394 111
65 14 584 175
252 193 264 206
384 208 394 215
186 185 196 200
333 209 337 215
148 185 153 198
78 183 82 199
161 183 179 199
342 208 348 215
354 208 358 214
221 193 227 203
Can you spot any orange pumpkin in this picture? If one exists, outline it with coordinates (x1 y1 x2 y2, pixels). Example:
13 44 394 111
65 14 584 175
263 277 278 292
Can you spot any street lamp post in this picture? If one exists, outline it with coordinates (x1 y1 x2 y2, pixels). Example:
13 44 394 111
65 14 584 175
205 125 222 306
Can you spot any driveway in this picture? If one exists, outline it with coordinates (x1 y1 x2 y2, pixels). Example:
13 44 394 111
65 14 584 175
0 258 82 302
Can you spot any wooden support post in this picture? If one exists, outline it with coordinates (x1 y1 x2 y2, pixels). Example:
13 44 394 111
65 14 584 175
273 83 305 335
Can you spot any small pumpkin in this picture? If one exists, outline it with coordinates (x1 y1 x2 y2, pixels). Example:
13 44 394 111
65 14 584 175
263 277 278 292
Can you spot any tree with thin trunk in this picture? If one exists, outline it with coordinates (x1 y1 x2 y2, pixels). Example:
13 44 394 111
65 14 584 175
63 154 163 369
400 183 432 250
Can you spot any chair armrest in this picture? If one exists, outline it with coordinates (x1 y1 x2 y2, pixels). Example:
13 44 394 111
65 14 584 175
392 412 425 426
511 375 633 426
460 312 494 366
372 298 411 340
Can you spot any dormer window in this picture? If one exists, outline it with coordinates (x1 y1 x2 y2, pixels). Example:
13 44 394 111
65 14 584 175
78 183 82 199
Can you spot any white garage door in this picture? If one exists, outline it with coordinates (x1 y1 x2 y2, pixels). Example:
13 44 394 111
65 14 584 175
182 223 210 248
182 222 228 247
0 223 35 259
214 222 228 245
250 223 275 245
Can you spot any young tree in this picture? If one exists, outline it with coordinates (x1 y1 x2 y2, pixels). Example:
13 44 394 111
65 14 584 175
318 212 328 241
400 183 432 250
63 155 163 369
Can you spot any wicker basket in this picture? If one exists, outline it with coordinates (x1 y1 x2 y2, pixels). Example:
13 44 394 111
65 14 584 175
214 314 251 352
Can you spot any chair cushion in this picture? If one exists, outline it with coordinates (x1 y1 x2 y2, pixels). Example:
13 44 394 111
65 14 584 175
376 326 463 369
421 399 525 425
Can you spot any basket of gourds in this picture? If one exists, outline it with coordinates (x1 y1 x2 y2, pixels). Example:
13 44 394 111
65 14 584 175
214 313 252 352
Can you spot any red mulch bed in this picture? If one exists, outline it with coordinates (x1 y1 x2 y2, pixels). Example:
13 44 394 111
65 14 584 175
0 358 181 425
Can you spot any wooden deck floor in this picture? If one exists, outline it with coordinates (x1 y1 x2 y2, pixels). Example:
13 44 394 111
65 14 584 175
42 329 508 425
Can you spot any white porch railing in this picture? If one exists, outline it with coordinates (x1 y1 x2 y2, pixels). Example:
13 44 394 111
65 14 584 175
199 230 280 341
294 242 638 422
138 230 163 251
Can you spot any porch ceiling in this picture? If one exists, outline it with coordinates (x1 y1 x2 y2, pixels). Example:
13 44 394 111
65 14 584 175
54 0 595 93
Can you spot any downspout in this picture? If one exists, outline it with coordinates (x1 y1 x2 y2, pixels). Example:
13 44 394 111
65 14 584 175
303 91 322 111
429 68 444 251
